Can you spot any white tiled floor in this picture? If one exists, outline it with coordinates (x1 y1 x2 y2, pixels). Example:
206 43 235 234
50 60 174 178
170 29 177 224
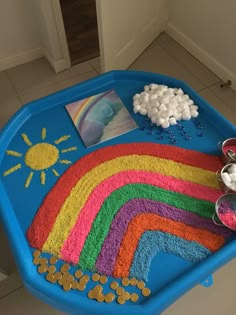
0 32 235 314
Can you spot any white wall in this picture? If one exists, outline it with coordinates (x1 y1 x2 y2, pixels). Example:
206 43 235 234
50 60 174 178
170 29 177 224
167 0 236 90
0 0 42 71
96 0 169 71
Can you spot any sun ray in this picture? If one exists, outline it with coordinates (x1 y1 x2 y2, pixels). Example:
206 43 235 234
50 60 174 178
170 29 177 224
54 135 71 145
22 133 32 146
41 128 46 140
40 171 46 185
3 164 22 176
59 160 72 165
6 150 22 157
52 169 59 177
61 146 77 153
25 172 34 188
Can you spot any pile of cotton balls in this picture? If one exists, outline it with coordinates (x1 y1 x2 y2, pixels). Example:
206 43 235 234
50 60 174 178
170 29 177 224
221 164 236 191
133 84 199 128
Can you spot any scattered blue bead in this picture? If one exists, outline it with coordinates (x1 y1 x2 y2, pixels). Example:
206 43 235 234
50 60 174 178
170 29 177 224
180 131 187 135
157 136 164 140
169 135 176 139
197 132 204 137
185 135 192 140
167 130 173 134
170 139 177 144
147 130 154 135
197 125 204 129
140 126 145 130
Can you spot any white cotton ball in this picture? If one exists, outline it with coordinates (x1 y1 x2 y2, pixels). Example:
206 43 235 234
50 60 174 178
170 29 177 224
151 116 157 123
162 97 170 105
144 85 150 92
161 120 170 129
159 104 167 111
158 118 165 124
167 88 174 94
182 94 190 101
230 183 236 191
177 88 184 95
182 112 191 120
161 111 169 118
150 83 158 90
188 99 194 106
156 90 164 97
133 100 140 107
221 172 231 185
175 95 182 102
190 105 198 111
169 117 177 125
152 108 158 114
140 108 147 115
143 94 150 103
229 173 236 182
150 94 158 101
140 102 147 108
228 164 236 173
156 120 161 126
133 94 140 101
133 105 141 113
190 110 199 118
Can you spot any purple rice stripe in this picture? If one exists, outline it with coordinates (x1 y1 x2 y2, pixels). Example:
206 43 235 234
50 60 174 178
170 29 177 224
95 198 232 276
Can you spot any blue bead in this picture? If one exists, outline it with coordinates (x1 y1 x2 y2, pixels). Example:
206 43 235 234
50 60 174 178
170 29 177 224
197 132 204 137
147 130 154 135
140 126 145 130
169 135 176 139
170 139 177 144
157 136 164 140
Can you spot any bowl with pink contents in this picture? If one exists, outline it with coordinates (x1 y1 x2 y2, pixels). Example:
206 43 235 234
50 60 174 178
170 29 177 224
218 138 236 164
213 194 236 231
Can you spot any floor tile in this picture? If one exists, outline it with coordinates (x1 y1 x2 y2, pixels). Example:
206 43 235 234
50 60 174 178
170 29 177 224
159 35 221 87
7 58 94 95
89 57 101 73
0 271 22 299
209 84 236 113
20 70 98 104
129 45 205 91
0 287 65 315
199 88 236 125
0 224 17 275
0 73 22 129
163 260 236 315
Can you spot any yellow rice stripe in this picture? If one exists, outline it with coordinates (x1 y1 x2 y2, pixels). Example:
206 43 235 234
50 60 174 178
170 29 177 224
61 147 77 153
59 160 72 165
41 171 46 185
25 172 34 188
43 154 219 255
3 163 21 176
52 169 59 177
21 133 32 146
6 150 22 157
41 128 46 140
54 135 70 145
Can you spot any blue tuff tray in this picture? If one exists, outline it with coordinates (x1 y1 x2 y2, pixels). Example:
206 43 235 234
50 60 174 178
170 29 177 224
0 70 236 315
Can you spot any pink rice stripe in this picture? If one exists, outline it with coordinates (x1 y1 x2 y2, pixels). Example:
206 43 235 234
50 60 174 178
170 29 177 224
60 170 221 264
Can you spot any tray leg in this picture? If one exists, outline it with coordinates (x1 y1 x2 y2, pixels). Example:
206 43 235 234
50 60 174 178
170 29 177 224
200 274 214 287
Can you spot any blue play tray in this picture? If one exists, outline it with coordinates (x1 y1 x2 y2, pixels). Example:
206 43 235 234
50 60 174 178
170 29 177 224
0 70 236 315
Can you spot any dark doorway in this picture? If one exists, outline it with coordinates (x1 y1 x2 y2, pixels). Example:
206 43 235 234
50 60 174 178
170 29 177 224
60 0 100 66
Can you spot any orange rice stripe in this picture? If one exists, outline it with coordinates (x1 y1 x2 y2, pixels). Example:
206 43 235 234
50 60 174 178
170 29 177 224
27 143 222 249
113 213 225 278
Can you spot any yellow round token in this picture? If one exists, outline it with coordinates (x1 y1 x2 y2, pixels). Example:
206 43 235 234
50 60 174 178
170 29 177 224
39 258 48 265
99 275 107 284
116 287 124 296
38 264 47 274
60 263 70 273
121 277 130 286
54 272 62 281
49 256 57 265
130 293 139 303
77 284 86 291
142 287 151 297
48 265 56 274
122 292 130 300
110 281 119 290
71 280 79 289
63 282 72 292
58 278 65 286
75 270 83 279
33 250 41 258
33 257 41 265
97 295 105 302
130 277 137 286
104 292 115 303
92 285 103 296
92 273 100 282
88 291 94 299
117 296 126 305
137 280 145 290
46 273 56 283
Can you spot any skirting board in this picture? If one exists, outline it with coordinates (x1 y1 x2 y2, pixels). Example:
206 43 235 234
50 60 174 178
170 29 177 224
166 23 236 91
0 47 69 73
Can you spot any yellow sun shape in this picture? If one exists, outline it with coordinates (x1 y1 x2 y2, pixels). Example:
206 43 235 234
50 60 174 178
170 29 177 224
3 128 77 188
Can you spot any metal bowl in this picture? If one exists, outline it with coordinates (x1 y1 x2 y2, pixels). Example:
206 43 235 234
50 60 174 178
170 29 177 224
218 138 236 164
217 163 236 193
213 193 236 231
